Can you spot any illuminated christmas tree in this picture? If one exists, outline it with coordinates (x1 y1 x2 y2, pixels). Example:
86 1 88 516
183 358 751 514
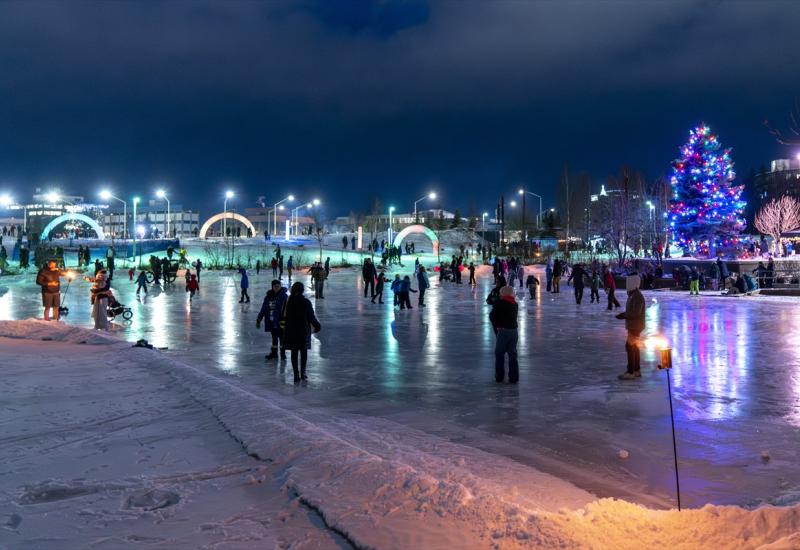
668 124 746 255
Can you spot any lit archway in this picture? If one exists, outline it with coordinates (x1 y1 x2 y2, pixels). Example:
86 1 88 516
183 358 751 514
198 211 257 239
41 213 105 240
392 224 439 256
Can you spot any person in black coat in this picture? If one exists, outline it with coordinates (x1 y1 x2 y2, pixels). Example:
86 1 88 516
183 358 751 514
489 286 519 383
283 282 321 382
362 258 377 298
257 280 288 360
567 263 588 304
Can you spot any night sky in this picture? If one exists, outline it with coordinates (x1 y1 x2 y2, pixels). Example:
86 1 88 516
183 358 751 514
1 0 799 217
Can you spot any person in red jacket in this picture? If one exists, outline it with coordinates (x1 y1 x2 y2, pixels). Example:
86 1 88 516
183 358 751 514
186 274 199 301
603 266 621 311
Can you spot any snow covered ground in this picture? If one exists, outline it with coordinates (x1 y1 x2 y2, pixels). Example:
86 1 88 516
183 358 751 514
3 320 800 549
3 262 800 548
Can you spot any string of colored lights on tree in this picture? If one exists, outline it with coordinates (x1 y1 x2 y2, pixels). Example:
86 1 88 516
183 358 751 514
667 124 746 255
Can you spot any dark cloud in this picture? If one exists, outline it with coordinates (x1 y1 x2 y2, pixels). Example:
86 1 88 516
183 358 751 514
0 1 797 214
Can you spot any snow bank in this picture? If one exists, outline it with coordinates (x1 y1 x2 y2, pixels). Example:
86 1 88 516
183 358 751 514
0 318 122 345
4 320 800 549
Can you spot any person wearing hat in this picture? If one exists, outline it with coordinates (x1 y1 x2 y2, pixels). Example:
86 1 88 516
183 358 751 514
616 274 646 380
489 285 520 383
257 279 288 360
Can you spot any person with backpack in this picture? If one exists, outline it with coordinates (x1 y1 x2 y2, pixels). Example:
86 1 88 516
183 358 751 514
257 279 288 361
282 281 321 382
616 275 646 380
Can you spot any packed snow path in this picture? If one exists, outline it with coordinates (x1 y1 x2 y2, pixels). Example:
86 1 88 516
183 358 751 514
2 264 800 510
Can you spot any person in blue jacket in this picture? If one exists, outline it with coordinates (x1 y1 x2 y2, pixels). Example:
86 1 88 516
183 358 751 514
398 275 417 310
257 280 288 360
238 268 250 303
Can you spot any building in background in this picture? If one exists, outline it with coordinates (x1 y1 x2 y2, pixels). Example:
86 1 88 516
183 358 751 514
102 199 199 239
752 159 800 210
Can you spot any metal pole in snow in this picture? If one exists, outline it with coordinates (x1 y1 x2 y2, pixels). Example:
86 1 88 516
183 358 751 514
659 347 681 511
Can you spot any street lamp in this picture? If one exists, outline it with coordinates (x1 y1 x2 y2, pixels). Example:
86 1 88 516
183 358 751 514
388 206 396 245
519 188 543 231
482 211 488 242
292 200 319 236
0 194 11 207
45 191 60 204
223 190 234 238
156 189 170 238
100 189 127 240
413 191 436 223
273 194 295 236
132 197 141 264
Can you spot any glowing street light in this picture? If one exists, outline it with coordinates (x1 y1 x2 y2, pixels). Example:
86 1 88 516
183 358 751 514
100 189 127 240
292 199 319 236
223 190 235 238
388 206 396 244
273 194 295 236
414 191 437 223
482 211 489 242
518 188 543 231
0 194 11 207
132 197 141 264
155 188 171 238
45 191 60 204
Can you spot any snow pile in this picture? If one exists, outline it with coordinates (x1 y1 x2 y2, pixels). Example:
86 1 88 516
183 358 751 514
3 320 800 549
0 318 121 345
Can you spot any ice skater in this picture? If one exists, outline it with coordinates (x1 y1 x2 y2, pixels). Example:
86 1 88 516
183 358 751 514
238 267 250 303
416 266 429 307
568 263 587 304
257 279 288 361
135 270 148 296
398 275 416 309
282 281 321 382
489 286 519 383
373 269 388 304
186 274 199 301
525 273 540 299
616 274 646 380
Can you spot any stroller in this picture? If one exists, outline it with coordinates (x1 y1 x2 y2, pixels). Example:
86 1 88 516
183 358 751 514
107 296 133 321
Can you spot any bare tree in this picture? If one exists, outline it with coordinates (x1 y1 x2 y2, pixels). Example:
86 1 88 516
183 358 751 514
311 208 327 262
754 196 800 255
598 168 648 265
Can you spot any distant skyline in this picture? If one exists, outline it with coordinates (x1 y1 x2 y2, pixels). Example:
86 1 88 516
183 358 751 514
1 0 799 217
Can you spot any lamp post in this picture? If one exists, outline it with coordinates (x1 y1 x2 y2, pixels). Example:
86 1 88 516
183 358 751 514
273 194 295 236
132 197 140 264
293 199 320 237
519 189 543 231
156 189 170 238
413 192 436 223
388 206 395 245
99 190 127 240
481 212 488 243
223 190 234 238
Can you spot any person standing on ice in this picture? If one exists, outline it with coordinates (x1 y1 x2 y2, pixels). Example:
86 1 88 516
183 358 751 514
568 262 588 304
689 266 700 296
516 263 524 289
468 261 476 285
603 266 620 310
489 286 519 383
257 279 287 361
36 260 63 321
271 257 278 278
324 257 330 279
186 273 199 301
195 258 203 282
255 259 261 275
286 256 294 282
238 268 250 303
372 269 388 304
616 274 646 380
398 275 416 309
89 269 111 330
135 270 148 296
416 265 430 307
278 255 284 280
390 274 401 306
362 258 377 298
545 260 553 292
282 281 321 382
589 270 601 303
486 275 507 306
525 272 540 299
552 258 561 293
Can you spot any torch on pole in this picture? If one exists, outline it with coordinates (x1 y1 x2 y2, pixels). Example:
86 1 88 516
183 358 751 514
657 345 681 511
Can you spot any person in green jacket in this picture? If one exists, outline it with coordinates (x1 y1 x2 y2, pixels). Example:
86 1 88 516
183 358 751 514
616 274 646 380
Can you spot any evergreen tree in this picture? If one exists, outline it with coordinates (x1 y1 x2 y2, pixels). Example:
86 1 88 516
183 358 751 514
450 209 462 229
667 124 746 254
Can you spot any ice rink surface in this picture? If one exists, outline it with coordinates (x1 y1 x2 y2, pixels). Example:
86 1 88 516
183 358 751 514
3 261 799 509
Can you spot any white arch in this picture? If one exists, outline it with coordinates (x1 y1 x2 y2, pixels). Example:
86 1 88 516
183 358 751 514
198 211 257 239
392 224 439 256
41 212 105 240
